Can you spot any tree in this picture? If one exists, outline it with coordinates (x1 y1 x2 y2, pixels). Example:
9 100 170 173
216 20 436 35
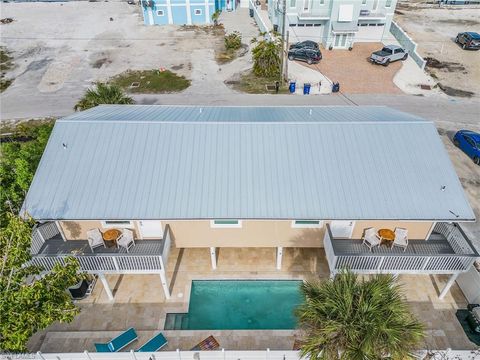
74 82 134 111
252 39 281 78
295 270 425 360
0 121 54 227
0 213 84 352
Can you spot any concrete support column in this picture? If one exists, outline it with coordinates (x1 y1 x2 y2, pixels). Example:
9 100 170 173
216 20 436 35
159 271 171 300
439 273 459 300
276 247 283 270
98 273 114 301
210 247 217 270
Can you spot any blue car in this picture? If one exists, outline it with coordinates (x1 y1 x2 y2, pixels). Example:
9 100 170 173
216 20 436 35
453 130 480 165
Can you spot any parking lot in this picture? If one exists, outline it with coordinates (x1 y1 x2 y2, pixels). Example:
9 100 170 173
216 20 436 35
394 2 480 98
297 42 403 94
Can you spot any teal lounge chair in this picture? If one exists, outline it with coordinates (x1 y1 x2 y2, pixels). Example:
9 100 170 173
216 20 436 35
137 332 168 352
95 327 138 352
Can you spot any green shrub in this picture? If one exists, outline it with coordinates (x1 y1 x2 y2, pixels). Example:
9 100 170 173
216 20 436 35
224 31 242 51
252 39 281 78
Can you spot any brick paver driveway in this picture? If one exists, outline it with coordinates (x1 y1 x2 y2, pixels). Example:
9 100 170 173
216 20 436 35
297 42 403 94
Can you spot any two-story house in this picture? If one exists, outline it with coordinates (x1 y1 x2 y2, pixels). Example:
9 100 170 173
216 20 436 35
23 105 478 302
268 0 397 48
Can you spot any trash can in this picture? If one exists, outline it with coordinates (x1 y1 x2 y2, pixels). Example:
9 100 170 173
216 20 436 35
332 82 340 93
303 83 311 95
249 8 254 17
289 81 296 93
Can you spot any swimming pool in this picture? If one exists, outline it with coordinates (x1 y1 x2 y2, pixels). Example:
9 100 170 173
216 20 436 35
165 280 303 330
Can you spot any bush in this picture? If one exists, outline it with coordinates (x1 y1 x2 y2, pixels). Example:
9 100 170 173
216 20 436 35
224 31 242 51
252 39 281 78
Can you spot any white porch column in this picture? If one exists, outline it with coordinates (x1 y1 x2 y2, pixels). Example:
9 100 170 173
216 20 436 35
210 247 217 270
276 247 283 270
439 273 459 300
159 270 171 299
98 273 114 301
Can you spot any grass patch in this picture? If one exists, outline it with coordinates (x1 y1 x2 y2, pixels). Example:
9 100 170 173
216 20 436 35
110 69 191 93
226 71 289 94
1 47 14 92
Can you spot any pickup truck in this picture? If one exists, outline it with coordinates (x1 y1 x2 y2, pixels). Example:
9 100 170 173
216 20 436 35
370 45 408 66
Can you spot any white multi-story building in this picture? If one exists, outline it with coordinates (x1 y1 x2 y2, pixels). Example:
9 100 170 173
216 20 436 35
268 0 398 48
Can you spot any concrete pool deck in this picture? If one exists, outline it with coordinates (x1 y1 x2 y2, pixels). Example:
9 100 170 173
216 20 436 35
28 247 477 352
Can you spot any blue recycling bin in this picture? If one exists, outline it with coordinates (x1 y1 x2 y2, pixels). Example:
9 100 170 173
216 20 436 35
332 82 340 93
303 83 311 95
289 81 296 93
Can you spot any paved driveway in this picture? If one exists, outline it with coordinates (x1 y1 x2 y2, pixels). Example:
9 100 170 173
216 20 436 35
296 42 403 94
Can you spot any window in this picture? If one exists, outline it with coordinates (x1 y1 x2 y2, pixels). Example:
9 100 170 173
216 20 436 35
362 0 366 4
101 220 134 228
314 23 321 27
464 136 476 147
368 23 376 26
290 0 296 7
303 0 310 11
360 23 368 26
385 0 392 7
291 220 324 228
319 0 324 4
377 23 385 26
194 9 202 15
156 10 164 16
306 23 313 27
289 23 297 27
297 23 305 27
210 220 242 228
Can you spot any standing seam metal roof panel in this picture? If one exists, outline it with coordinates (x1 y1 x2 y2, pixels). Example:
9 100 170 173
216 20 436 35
22 105 475 221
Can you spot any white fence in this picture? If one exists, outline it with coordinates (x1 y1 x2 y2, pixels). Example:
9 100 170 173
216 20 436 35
3 349 479 360
390 21 426 70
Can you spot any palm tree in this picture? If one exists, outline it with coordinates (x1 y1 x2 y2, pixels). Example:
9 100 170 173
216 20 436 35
295 270 425 360
74 83 134 111
252 39 281 78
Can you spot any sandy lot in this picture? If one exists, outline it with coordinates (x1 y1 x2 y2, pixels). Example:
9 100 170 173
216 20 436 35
394 2 480 98
0 3 257 118
299 42 403 94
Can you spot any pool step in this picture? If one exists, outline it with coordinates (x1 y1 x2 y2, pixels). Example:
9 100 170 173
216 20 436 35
164 313 188 330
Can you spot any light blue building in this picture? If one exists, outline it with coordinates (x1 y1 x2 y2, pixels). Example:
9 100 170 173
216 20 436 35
141 0 241 25
268 0 398 49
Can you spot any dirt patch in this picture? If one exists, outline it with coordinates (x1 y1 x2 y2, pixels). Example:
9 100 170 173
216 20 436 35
179 24 225 36
437 18 480 26
425 57 465 72
226 70 288 94
216 43 249 65
437 83 474 98
91 57 112 69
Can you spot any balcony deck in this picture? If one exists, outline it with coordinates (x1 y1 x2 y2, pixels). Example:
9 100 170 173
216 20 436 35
37 235 165 256
324 223 478 275
332 233 454 256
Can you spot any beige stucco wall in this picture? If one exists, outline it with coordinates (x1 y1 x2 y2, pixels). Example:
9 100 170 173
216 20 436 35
59 221 140 240
59 220 434 247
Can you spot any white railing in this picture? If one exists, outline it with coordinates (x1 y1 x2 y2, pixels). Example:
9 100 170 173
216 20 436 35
29 254 163 274
250 0 272 38
161 224 172 268
324 224 477 275
31 222 61 255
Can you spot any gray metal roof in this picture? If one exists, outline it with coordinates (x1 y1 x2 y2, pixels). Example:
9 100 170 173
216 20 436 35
23 105 475 221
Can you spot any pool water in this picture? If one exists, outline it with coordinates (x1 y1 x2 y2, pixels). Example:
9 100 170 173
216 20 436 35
172 280 303 330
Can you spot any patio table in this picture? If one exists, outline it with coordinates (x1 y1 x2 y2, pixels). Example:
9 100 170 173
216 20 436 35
378 228 395 247
103 229 121 248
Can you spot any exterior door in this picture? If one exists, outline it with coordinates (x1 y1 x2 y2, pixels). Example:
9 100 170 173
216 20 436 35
137 220 163 238
330 221 355 238
334 34 347 48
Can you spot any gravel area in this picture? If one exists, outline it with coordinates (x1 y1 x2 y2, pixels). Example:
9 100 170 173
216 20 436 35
394 2 480 98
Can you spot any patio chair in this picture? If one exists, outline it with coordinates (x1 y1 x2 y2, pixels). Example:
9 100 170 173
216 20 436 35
362 227 380 252
392 227 408 251
137 332 168 352
190 335 220 351
117 229 135 252
94 327 138 352
87 228 105 252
